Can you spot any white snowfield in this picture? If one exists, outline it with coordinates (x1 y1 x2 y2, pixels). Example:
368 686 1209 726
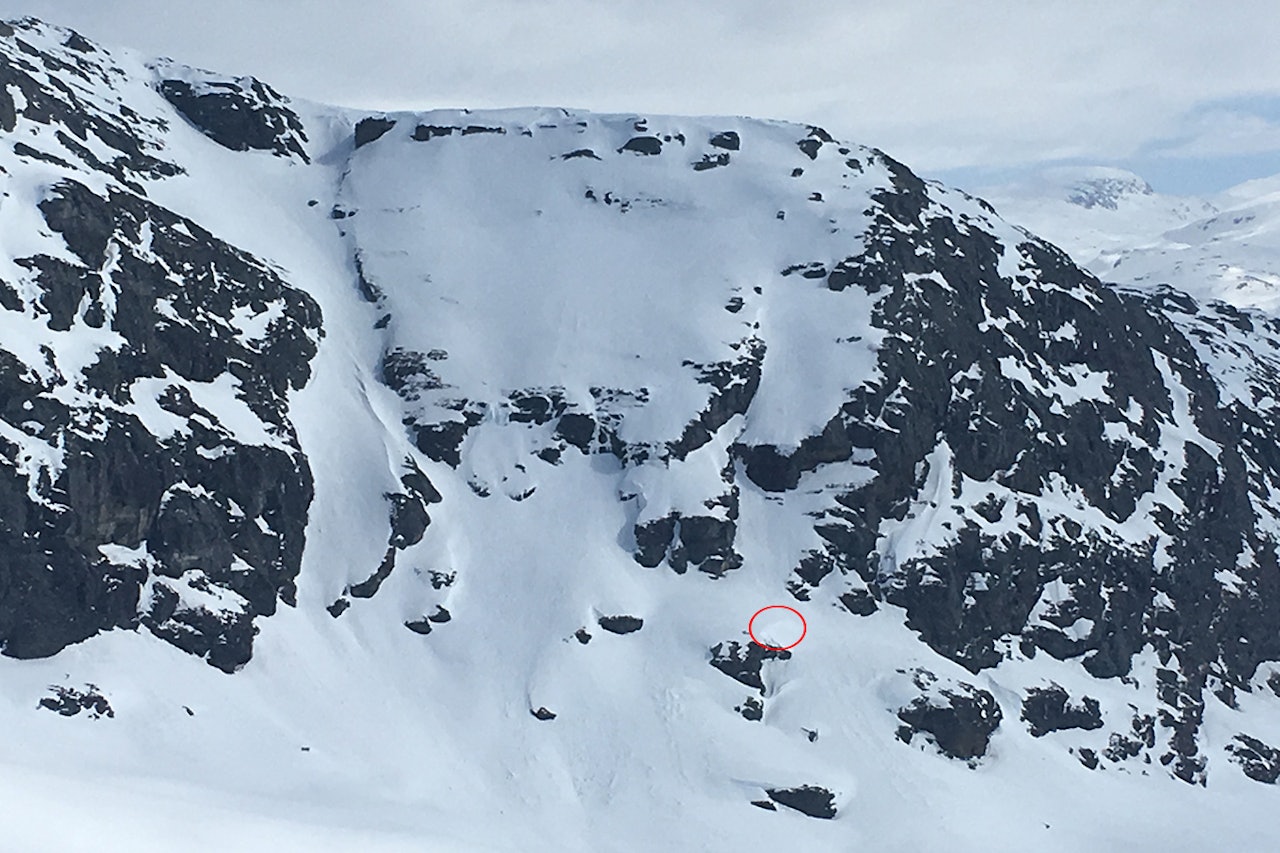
983 165 1280 312
2 19 1280 853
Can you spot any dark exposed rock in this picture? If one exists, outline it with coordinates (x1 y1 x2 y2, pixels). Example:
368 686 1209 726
633 512 742 576
555 413 596 452
412 124 455 141
1021 685 1103 737
824 258 863 292
62 31 94 53
1226 734 1280 784
896 670 1002 760
574 628 592 645
400 456 443 506
737 696 763 721
387 492 430 549
762 147 1280 722
598 615 643 634
508 389 568 425
405 617 433 635
709 640 791 693
38 684 113 719
750 799 776 811
142 579 259 673
0 175 319 671
1156 668 1208 785
413 419 472 467
677 515 742 575
1077 748 1099 770
618 136 662 156
765 785 836 819
797 140 822 160
348 548 396 599
158 77 309 162
428 606 451 623
0 30 180 180
327 598 350 618
780 261 827 279
736 412 855 492
796 127 833 161
531 706 557 720
0 280 21 312
354 116 396 148
709 131 740 150
838 588 878 616
353 252 382 303
1104 712 1156 763
632 515 674 568
13 141 73 168
693 152 730 171
792 550 833 589
561 148 600 160
149 490 235 575
670 339 764 461
378 458 440 563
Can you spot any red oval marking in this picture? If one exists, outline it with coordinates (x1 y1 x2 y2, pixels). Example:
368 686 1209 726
748 605 807 651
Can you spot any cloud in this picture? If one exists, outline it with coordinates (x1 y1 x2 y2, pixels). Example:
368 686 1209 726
4 0 1280 185
1143 101 1280 160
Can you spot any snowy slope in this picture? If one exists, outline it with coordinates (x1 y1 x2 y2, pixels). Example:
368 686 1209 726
4 18 1280 853
983 165 1280 312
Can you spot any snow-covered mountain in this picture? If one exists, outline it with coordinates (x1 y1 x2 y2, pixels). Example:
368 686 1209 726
4 18 1280 852
984 165 1280 312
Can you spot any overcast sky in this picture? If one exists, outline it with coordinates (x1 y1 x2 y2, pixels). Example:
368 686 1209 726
4 1 1280 194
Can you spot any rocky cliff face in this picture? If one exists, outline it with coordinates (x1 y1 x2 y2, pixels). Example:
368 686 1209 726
0 21 320 671
335 104 1280 784
6 17 1280 852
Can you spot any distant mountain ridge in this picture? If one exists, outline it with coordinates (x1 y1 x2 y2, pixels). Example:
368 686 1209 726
983 165 1280 312
1050 165 1157 210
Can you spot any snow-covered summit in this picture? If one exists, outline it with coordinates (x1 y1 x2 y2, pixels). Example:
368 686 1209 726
983 164 1280 312
1045 165 1156 210
981 166 1218 256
